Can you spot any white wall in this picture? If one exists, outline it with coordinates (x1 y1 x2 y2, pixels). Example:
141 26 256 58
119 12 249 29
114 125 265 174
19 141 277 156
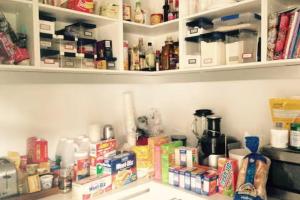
1 79 300 158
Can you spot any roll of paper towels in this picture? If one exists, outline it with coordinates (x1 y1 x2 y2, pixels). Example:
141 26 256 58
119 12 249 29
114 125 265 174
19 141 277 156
270 129 289 148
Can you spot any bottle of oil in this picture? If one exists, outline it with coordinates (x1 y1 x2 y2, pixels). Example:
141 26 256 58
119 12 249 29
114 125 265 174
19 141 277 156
161 37 174 70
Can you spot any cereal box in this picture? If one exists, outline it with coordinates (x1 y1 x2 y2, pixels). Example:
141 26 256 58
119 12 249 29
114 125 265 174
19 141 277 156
154 145 162 181
191 166 209 193
202 169 218 196
217 158 238 197
102 152 137 189
72 175 112 200
148 135 169 170
27 137 48 164
161 141 183 184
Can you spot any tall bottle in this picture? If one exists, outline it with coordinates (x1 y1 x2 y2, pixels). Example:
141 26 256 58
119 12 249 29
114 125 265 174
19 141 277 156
134 0 144 24
163 0 170 22
155 50 161 71
145 42 156 71
131 46 140 70
138 38 146 70
161 36 174 70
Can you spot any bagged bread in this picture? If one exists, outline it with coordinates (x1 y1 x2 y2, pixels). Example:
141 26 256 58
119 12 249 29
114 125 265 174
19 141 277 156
234 136 271 200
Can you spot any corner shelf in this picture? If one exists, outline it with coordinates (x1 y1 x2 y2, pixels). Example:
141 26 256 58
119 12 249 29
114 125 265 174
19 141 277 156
123 19 179 36
38 3 118 26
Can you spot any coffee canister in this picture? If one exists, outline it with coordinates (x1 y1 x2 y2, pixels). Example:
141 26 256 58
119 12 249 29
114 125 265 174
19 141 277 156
290 123 300 150
103 125 115 140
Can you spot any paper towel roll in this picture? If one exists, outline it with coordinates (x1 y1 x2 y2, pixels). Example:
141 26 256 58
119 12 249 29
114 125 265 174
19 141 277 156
270 129 289 148
88 124 101 143
123 92 137 134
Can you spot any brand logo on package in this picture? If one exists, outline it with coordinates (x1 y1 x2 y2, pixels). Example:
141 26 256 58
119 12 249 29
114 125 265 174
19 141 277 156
89 182 107 192
116 160 134 170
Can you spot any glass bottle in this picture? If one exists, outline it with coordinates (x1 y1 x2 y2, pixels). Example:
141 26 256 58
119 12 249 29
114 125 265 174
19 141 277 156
134 0 144 24
146 42 156 71
131 45 140 70
138 38 146 70
161 37 174 70
155 50 161 71
59 168 72 193
163 0 170 22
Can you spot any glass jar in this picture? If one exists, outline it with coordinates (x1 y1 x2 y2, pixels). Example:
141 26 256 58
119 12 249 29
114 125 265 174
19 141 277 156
58 168 72 193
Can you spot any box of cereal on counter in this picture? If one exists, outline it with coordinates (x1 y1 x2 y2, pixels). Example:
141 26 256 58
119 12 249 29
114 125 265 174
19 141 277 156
102 152 137 189
217 158 238 197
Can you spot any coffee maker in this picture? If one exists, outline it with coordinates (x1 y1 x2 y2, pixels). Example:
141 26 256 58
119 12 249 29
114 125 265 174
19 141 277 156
192 110 240 167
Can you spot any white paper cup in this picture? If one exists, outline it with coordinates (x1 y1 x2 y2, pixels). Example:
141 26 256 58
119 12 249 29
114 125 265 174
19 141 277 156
40 174 53 190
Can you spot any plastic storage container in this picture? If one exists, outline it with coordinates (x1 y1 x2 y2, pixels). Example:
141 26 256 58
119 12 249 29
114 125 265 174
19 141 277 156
200 32 226 67
213 13 261 26
225 30 258 64
64 22 96 40
78 54 96 69
39 15 56 35
60 53 79 68
40 35 58 51
40 49 60 68
55 35 77 54
77 38 96 56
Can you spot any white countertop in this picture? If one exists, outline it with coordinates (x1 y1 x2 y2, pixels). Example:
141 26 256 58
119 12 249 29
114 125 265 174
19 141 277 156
42 179 232 200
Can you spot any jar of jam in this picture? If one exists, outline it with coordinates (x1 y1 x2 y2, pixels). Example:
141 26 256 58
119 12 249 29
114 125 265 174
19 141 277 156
150 14 163 25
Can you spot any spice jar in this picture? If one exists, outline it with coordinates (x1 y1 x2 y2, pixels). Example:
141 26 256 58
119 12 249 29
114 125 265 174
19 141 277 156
150 14 163 25
59 169 72 193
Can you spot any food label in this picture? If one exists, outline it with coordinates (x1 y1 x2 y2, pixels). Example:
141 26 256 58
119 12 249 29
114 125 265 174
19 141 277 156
242 53 253 59
204 58 213 64
84 31 93 37
44 59 55 64
188 59 197 64
40 24 51 31
290 130 300 147
40 41 52 48
64 44 75 50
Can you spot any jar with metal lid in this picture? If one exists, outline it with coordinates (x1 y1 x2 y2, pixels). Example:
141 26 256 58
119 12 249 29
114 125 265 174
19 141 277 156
290 123 300 151
58 168 72 193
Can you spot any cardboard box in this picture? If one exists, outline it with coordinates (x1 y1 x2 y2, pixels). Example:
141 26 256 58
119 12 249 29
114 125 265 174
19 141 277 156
191 166 209 193
103 152 137 189
72 175 112 200
154 145 162 181
217 158 238 197
89 139 117 165
27 137 48 164
175 147 198 168
161 141 183 184
148 135 170 170
202 169 218 196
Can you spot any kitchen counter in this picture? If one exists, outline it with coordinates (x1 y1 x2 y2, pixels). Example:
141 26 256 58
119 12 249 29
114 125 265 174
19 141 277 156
41 178 232 200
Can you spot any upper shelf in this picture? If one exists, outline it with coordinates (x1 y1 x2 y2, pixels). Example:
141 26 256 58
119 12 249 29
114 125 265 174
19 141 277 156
123 19 179 36
38 3 118 26
185 0 261 21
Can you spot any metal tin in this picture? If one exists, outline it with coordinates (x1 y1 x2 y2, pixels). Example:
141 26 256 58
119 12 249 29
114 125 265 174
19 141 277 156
103 125 115 140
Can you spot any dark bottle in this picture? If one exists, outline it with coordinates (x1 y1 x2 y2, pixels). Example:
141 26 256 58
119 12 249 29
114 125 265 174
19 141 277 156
163 0 170 22
155 50 161 71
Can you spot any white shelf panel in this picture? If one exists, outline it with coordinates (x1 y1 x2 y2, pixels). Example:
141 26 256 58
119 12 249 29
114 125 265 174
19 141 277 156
0 0 32 12
185 0 261 21
38 3 118 26
123 19 179 36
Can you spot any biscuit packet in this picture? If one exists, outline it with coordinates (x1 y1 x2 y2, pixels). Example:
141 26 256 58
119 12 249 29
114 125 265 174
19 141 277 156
234 136 271 200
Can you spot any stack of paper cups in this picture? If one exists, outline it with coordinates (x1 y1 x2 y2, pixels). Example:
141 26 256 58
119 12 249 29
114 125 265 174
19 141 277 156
88 124 101 143
123 92 137 147
270 129 289 148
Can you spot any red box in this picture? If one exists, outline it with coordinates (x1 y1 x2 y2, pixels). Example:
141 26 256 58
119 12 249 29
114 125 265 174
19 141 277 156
27 137 48 164
217 158 238 197
90 139 117 166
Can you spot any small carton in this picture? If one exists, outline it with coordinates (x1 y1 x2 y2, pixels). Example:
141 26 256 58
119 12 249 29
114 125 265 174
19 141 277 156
89 139 117 161
27 137 48 164
72 175 112 200
168 166 176 186
191 166 209 193
184 167 197 190
132 145 151 170
161 141 183 184
179 168 186 188
102 152 137 189
175 147 198 168
202 169 218 196
173 166 182 187
217 158 238 197
154 145 162 181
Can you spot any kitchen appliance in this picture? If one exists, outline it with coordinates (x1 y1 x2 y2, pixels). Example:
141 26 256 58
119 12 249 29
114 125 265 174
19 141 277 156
192 111 240 165
261 146 300 200
0 158 18 199
103 124 115 140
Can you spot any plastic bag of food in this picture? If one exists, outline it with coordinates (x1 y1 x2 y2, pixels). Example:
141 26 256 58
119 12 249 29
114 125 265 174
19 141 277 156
234 136 271 200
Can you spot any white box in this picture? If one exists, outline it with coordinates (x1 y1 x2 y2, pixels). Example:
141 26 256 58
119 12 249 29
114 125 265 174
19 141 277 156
185 55 201 68
72 175 112 200
39 20 55 35
201 41 226 67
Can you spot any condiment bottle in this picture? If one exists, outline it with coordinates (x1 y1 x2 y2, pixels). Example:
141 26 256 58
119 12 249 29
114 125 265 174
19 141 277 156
163 0 170 22
134 0 144 24
59 169 72 193
146 42 156 71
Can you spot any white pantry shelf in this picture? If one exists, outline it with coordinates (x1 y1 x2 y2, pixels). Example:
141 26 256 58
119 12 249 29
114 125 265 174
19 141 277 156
38 3 118 26
185 0 261 21
0 0 32 12
123 19 179 36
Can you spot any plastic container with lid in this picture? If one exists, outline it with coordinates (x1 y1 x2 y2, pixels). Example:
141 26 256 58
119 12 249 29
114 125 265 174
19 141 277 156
60 53 78 68
54 35 78 54
77 38 96 55
200 32 226 67
40 49 60 68
64 22 97 40
225 30 258 64
40 34 58 51
77 54 96 69
213 13 261 26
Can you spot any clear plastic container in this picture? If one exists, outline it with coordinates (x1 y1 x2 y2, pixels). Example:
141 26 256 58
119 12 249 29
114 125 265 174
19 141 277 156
40 36 58 51
54 36 77 54
213 12 261 26
225 30 258 64
60 54 78 68
40 49 60 68
200 32 226 67
78 54 96 69
64 22 96 40
77 38 97 55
